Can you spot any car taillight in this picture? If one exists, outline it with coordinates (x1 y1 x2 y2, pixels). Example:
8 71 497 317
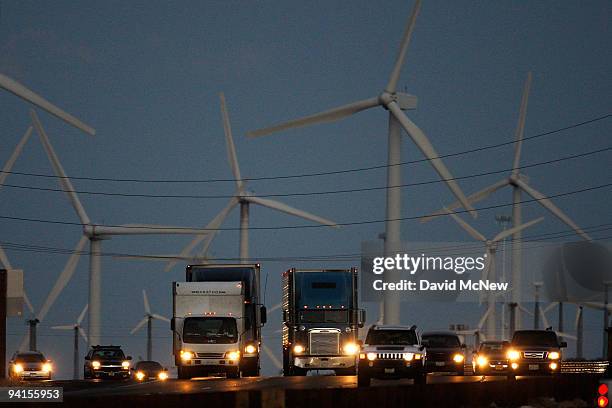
599 383 609 407
598 396 609 408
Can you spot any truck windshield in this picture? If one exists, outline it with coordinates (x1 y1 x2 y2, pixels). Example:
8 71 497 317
422 335 460 348
366 330 417 345
512 331 559 347
295 271 352 309
183 317 238 344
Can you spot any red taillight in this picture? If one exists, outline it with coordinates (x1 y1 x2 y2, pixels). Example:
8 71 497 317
598 396 608 407
600 384 609 395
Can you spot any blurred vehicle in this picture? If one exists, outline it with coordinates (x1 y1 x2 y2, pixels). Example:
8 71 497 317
421 331 466 375
132 361 168 381
9 351 53 380
471 341 510 375
506 329 566 379
357 325 426 387
84 345 132 380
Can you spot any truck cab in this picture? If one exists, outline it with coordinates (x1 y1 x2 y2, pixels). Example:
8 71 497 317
282 268 365 376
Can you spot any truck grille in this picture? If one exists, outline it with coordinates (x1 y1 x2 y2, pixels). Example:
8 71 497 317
523 351 546 359
309 330 340 355
196 352 225 359
377 353 404 360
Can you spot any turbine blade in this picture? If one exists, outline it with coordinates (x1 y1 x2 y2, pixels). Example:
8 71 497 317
574 307 582 329
557 332 577 341
385 0 422 93
36 236 87 322
542 302 558 314
443 207 486 242
387 103 477 217
51 325 73 330
98 225 209 236
512 72 532 174
477 305 493 330
164 197 239 272
261 344 282 370
267 302 282 313
78 327 88 342
31 110 91 225
539 307 550 328
481 252 492 281
517 304 534 316
219 92 243 190
0 245 13 270
151 313 170 323
0 126 33 191
248 97 380 138
77 304 88 325
23 291 35 315
143 289 151 314
246 195 337 227
0 73 95 136
130 317 148 334
18 334 28 352
514 179 592 241
492 217 544 243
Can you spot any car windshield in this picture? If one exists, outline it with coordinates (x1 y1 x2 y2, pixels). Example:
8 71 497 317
366 329 418 345
183 317 237 344
512 331 559 347
422 334 460 348
136 361 162 371
92 350 125 359
480 342 508 352
15 354 45 363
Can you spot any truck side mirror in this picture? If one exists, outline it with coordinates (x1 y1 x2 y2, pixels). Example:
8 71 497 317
170 318 175 331
260 306 267 325
559 341 567 348
358 309 366 328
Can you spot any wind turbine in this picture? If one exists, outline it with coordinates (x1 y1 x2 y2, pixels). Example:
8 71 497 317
422 72 592 331
131 290 170 361
51 304 88 379
248 0 476 324
443 207 543 339
165 92 337 271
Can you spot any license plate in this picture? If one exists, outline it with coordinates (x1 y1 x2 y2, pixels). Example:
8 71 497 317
529 364 539 371
435 362 445 367
495 365 504 370
384 368 395 374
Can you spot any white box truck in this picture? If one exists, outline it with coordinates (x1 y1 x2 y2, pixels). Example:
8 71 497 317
172 281 246 379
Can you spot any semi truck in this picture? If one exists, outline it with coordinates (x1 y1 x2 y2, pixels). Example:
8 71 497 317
184 264 266 377
282 267 365 376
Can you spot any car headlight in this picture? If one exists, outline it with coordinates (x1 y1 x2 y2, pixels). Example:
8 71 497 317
158 371 168 380
507 350 520 361
122 361 130 369
135 371 145 381
403 353 414 361
13 363 23 373
453 353 464 363
414 353 422 360
180 350 193 361
366 352 377 361
548 351 560 360
42 363 52 373
92 361 101 369
245 344 257 354
293 344 305 354
477 356 488 367
226 351 240 361
359 353 366 360
343 342 359 355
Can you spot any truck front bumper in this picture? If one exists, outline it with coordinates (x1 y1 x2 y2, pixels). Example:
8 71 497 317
294 355 356 369
182 358 239 368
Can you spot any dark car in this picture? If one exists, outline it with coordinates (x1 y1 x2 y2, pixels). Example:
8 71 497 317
506 330 566 379
357 325 426 387
9 351 53 380
132 361 168 382
84 345 132 379
472 341 510 375
422 331 466 375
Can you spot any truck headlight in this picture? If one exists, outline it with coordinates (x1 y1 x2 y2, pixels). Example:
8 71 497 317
403 353 414 361
135 371 145 381
366 353 377 361
245 344 257 354
92 361 101 369
180 350 193 361
507 350 520 361
293 344 305 354
42 363 52 373
453 353 464 363
343 342 359 355
548 351 560 360
226 351 240 361
477 356 488 367
122 361 130 369
13 363 23 373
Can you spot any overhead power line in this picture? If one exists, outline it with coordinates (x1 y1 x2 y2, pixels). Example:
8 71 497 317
1 113 609 184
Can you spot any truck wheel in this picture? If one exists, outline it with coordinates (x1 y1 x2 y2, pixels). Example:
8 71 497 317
357 374 370 387
178 366 191 380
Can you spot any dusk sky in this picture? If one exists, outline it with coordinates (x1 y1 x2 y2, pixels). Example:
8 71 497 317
0 1 610 378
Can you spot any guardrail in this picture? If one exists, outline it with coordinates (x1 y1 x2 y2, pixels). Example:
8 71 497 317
561 360 608 374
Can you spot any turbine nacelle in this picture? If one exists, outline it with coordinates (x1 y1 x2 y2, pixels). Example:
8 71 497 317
378 91 418 111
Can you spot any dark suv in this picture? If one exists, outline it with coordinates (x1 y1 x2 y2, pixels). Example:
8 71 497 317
422 331 466 375
506 330 566 379
84 345 132 379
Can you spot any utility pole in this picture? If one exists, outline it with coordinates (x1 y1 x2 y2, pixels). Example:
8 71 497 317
558 302 564 343
495 215 512 339
603 282 612 358
508 303 517 338
533 282 542 329
576 305 584 359
0 270 6 379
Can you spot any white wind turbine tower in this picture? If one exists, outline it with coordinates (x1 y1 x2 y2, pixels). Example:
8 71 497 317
131 289 170 361
51 304 88 379
443 208 543 340
165 92 337 271
422 72 592 331
248 0 476 324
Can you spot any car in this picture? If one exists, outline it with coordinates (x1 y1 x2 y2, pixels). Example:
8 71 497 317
132 361 169 382
505 329 566 379
421 331 466 375
9 351 53 380
357 325 426 387
84 345 132 380
472 341 510 375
